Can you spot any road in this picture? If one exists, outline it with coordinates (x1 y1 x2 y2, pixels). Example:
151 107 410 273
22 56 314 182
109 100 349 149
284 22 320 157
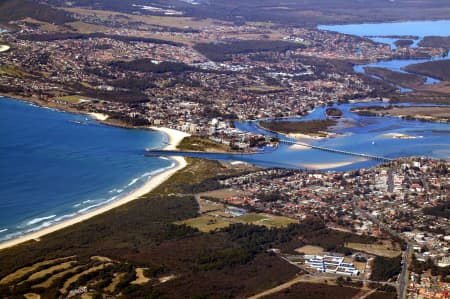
352 202 411 299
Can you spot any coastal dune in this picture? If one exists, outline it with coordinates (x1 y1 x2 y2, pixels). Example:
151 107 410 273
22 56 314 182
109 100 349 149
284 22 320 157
0 126 190 251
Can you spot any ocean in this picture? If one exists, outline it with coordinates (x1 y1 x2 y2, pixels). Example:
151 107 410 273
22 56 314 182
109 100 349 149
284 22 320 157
0 97 172 242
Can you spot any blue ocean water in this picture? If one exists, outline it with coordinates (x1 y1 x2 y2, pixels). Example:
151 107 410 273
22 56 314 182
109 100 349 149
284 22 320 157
0 98 172 241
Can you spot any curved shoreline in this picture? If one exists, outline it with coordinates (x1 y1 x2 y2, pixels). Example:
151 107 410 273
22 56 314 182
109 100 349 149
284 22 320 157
0 126 190 251
0 45 10 53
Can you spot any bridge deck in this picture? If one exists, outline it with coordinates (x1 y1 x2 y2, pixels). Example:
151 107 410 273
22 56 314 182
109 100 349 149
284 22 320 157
279 139 393 162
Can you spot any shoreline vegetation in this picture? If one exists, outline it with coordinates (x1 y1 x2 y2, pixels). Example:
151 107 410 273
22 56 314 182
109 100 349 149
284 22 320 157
0 118 190 250
350 105 450 123
259 119 338 139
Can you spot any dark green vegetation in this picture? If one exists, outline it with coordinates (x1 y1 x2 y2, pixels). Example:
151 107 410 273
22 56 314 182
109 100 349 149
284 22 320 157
260 119 337 135
19 32 182 46
404 59 450 82
0 0 73 25
194 40 305 62
423 201 450 220
370 255 402 281
410 255 450 281
0 157 379 298
394 39 414 48
366 291 397 299
263 282 361 299
325 107 343 118
419 36 450 49
364 67 426 89
110 59 197 74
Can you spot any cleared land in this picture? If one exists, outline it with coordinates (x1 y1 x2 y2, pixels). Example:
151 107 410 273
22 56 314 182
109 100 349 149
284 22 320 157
346 242 401 258
25 261 76 282
236 213 298 228
0 256 75 285
131 268 150 285
295 245 325 255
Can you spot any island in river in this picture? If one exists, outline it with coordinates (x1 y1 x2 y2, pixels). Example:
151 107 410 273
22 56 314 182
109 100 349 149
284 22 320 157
259 119 338 139
350 105 450 123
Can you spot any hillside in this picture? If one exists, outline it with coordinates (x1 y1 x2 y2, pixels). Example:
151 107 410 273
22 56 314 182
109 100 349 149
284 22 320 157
0 0 73 25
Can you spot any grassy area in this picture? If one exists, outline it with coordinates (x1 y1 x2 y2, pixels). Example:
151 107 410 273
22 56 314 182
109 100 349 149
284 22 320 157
0 256 74 285
64 7 222 30
235 213 298 228
243 86 286 93
346 241 401 258
178 215 231 232
0 64 31 78
177 136 231 152
295 245 325 255
56 95 91 104
66 21 111 34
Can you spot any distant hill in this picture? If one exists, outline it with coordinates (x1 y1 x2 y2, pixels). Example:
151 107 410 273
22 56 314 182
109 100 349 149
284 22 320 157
43 0 450 27
0 0 73 25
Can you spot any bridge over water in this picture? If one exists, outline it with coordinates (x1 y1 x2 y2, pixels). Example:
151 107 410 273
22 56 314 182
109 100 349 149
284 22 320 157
278 139 393 162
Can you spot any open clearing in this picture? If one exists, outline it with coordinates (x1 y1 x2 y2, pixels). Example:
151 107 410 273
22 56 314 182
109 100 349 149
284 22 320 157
61 263 111 294
346 241 401 258
235 213 298 228
33 266 83 289
178 215 231 232
104 273 126 293
25 261 77 282
0 256 75 285
131 268 150 285
295 245 325 255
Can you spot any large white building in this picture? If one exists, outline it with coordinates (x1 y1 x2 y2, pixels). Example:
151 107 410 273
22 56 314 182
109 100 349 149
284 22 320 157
304 254 359 276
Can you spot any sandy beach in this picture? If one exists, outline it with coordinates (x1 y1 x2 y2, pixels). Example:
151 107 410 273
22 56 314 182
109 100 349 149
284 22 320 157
89 112 109 121
380 132 420 139
301 158 368 170
0 45 10 53
0 126 190 251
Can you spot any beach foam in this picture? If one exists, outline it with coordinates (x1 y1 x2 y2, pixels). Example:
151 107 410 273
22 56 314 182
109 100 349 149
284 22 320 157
0 126 190 250
26 215 57 226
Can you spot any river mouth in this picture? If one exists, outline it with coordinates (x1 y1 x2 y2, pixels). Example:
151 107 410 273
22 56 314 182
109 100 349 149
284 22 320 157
152 102 450 172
